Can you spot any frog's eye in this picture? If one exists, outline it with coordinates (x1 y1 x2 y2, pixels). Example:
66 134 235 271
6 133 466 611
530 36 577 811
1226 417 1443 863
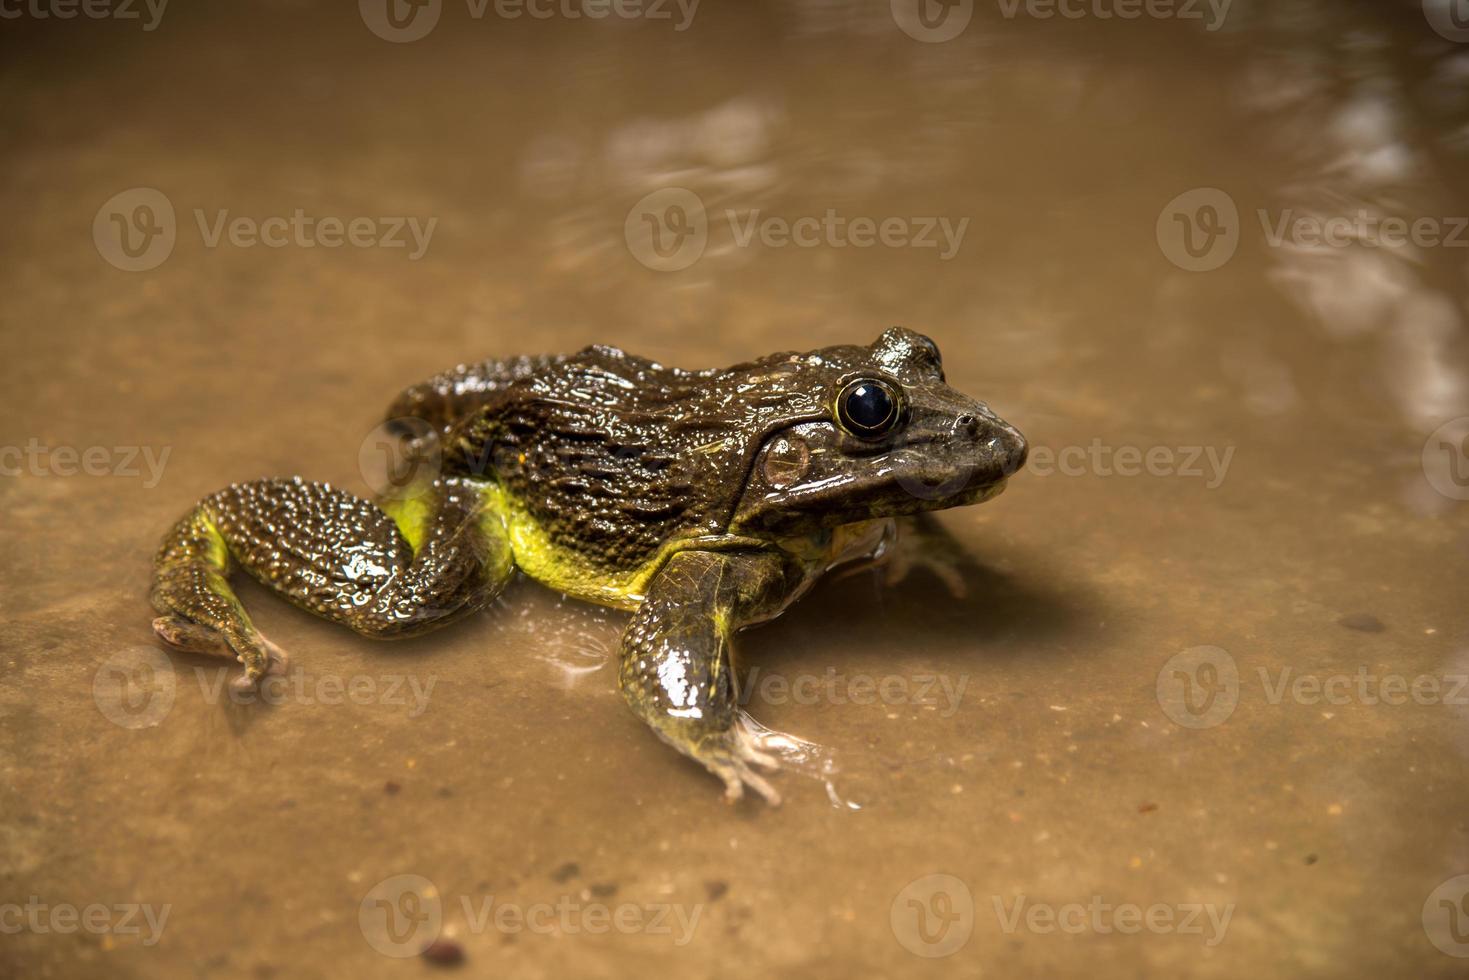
836 378 903 439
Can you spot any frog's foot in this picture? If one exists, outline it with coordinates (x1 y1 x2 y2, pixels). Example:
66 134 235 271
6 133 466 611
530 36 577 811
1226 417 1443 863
151 614 290 691
692 727 782 806
878 513 972 599
618 549 799 806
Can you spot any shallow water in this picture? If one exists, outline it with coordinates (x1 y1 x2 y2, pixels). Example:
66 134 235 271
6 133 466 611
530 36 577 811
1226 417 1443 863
3 1 1469 977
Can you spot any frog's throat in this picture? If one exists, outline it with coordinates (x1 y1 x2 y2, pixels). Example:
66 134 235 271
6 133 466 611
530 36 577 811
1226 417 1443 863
477 482 772 610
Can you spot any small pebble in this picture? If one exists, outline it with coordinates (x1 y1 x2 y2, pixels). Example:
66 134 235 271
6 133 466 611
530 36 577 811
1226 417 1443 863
1337 613 1384 633
1304 854 1318 865
419 939 464 967
705 880 729 901
1138 802 1158 813
551 862 580 883
384 781 401 795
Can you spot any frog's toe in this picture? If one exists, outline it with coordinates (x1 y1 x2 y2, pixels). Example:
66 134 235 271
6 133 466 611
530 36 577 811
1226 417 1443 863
226 633 290 693
713 755 782 807
153 615 230 656
733 735 781 773
697 736 782 806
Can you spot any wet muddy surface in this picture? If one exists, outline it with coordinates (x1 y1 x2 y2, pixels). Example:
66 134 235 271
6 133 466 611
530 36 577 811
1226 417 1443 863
3 2 1469 977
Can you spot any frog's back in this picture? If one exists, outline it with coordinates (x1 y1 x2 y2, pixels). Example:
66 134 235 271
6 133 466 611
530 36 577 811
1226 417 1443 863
386 352 571 433
391 346 734 604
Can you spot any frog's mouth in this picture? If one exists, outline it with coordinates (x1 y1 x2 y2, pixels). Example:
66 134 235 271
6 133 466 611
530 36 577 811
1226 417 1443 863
885 439 1022 506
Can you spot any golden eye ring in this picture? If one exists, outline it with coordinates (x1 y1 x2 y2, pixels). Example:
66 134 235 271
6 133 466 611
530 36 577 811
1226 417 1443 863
835 378 903 439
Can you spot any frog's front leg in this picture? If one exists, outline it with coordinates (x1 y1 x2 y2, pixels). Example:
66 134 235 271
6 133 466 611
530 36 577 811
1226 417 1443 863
619 549 800 805
150 476 512 689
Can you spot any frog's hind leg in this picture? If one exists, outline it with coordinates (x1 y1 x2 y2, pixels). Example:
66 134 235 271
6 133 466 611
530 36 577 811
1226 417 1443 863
150 476 511 688
618 549 799 805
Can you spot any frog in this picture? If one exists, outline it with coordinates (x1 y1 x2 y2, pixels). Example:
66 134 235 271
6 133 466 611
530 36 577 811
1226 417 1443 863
149 327 1027 804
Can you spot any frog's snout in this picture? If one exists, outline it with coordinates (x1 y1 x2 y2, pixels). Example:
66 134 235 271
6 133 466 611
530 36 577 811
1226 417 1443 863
955 409 1028 482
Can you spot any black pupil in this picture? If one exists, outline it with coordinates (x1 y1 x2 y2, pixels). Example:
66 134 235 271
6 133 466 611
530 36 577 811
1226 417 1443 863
845 382 894 431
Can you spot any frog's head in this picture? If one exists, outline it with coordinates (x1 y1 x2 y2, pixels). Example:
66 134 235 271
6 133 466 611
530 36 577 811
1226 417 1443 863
728 327 1028 536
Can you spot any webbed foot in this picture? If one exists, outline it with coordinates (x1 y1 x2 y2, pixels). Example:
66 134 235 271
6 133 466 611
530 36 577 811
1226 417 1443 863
152 614 290 691
692 726 782 805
